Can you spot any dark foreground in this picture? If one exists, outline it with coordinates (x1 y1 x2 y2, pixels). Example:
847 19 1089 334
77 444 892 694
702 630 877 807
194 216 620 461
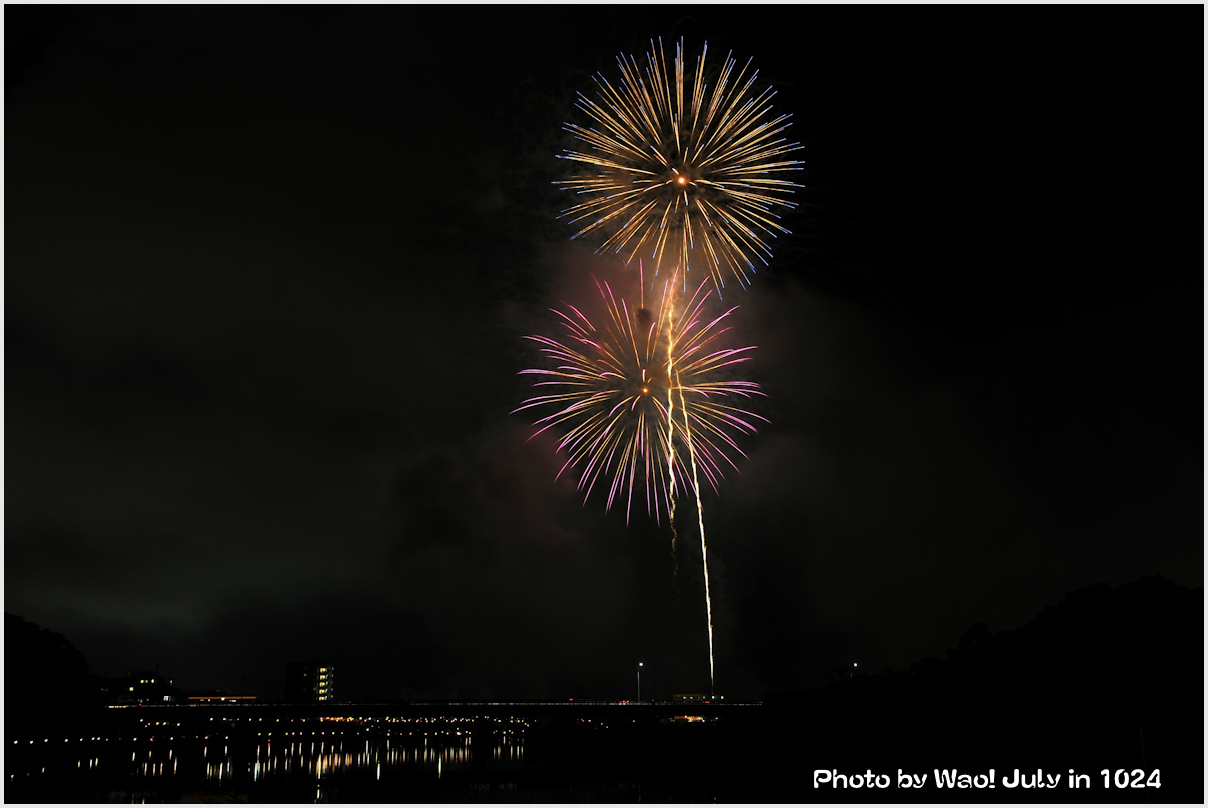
6 693 1203 804
8 579 1202 802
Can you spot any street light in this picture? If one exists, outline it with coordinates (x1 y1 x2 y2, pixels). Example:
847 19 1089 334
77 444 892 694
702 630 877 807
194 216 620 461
636 662 644 702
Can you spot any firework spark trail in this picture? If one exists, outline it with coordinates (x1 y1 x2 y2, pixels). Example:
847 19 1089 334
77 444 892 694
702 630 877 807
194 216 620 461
666 270 741 696
557 38 803 292
677 368 715 695
661 267 681 561
659 267 713 692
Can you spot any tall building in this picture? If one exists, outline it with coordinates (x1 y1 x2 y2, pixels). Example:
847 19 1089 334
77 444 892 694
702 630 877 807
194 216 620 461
285 661 334 702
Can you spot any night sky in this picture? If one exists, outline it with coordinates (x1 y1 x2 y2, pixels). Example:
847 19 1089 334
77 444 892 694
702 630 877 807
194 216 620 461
6 7 1202 702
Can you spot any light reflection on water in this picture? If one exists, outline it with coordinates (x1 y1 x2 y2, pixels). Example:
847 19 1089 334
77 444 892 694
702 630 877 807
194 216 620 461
11 729 525 802
8 712 746 804
193 733 519 783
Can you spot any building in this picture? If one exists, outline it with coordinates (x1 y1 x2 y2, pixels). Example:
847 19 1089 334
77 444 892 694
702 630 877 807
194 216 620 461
100 670 182 705
285 661 334 702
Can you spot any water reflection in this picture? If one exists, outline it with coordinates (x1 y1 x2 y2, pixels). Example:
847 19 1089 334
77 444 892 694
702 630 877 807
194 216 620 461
9 719 526 803
193 732 518 781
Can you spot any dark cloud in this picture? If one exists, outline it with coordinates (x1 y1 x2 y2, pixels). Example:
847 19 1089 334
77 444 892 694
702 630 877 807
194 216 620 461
373 424 671 698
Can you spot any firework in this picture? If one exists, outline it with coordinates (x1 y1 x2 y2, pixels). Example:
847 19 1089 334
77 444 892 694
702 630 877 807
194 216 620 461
515 273 766 523
556 38 803 291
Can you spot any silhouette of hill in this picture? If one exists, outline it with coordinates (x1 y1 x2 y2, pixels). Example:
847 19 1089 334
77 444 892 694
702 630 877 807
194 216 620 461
5 613 99 740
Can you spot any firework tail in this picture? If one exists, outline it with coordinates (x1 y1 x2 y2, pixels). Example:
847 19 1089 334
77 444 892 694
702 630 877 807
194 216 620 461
661 265 714 694
661 265 681 563
678 384 715 695
642 261 680 567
